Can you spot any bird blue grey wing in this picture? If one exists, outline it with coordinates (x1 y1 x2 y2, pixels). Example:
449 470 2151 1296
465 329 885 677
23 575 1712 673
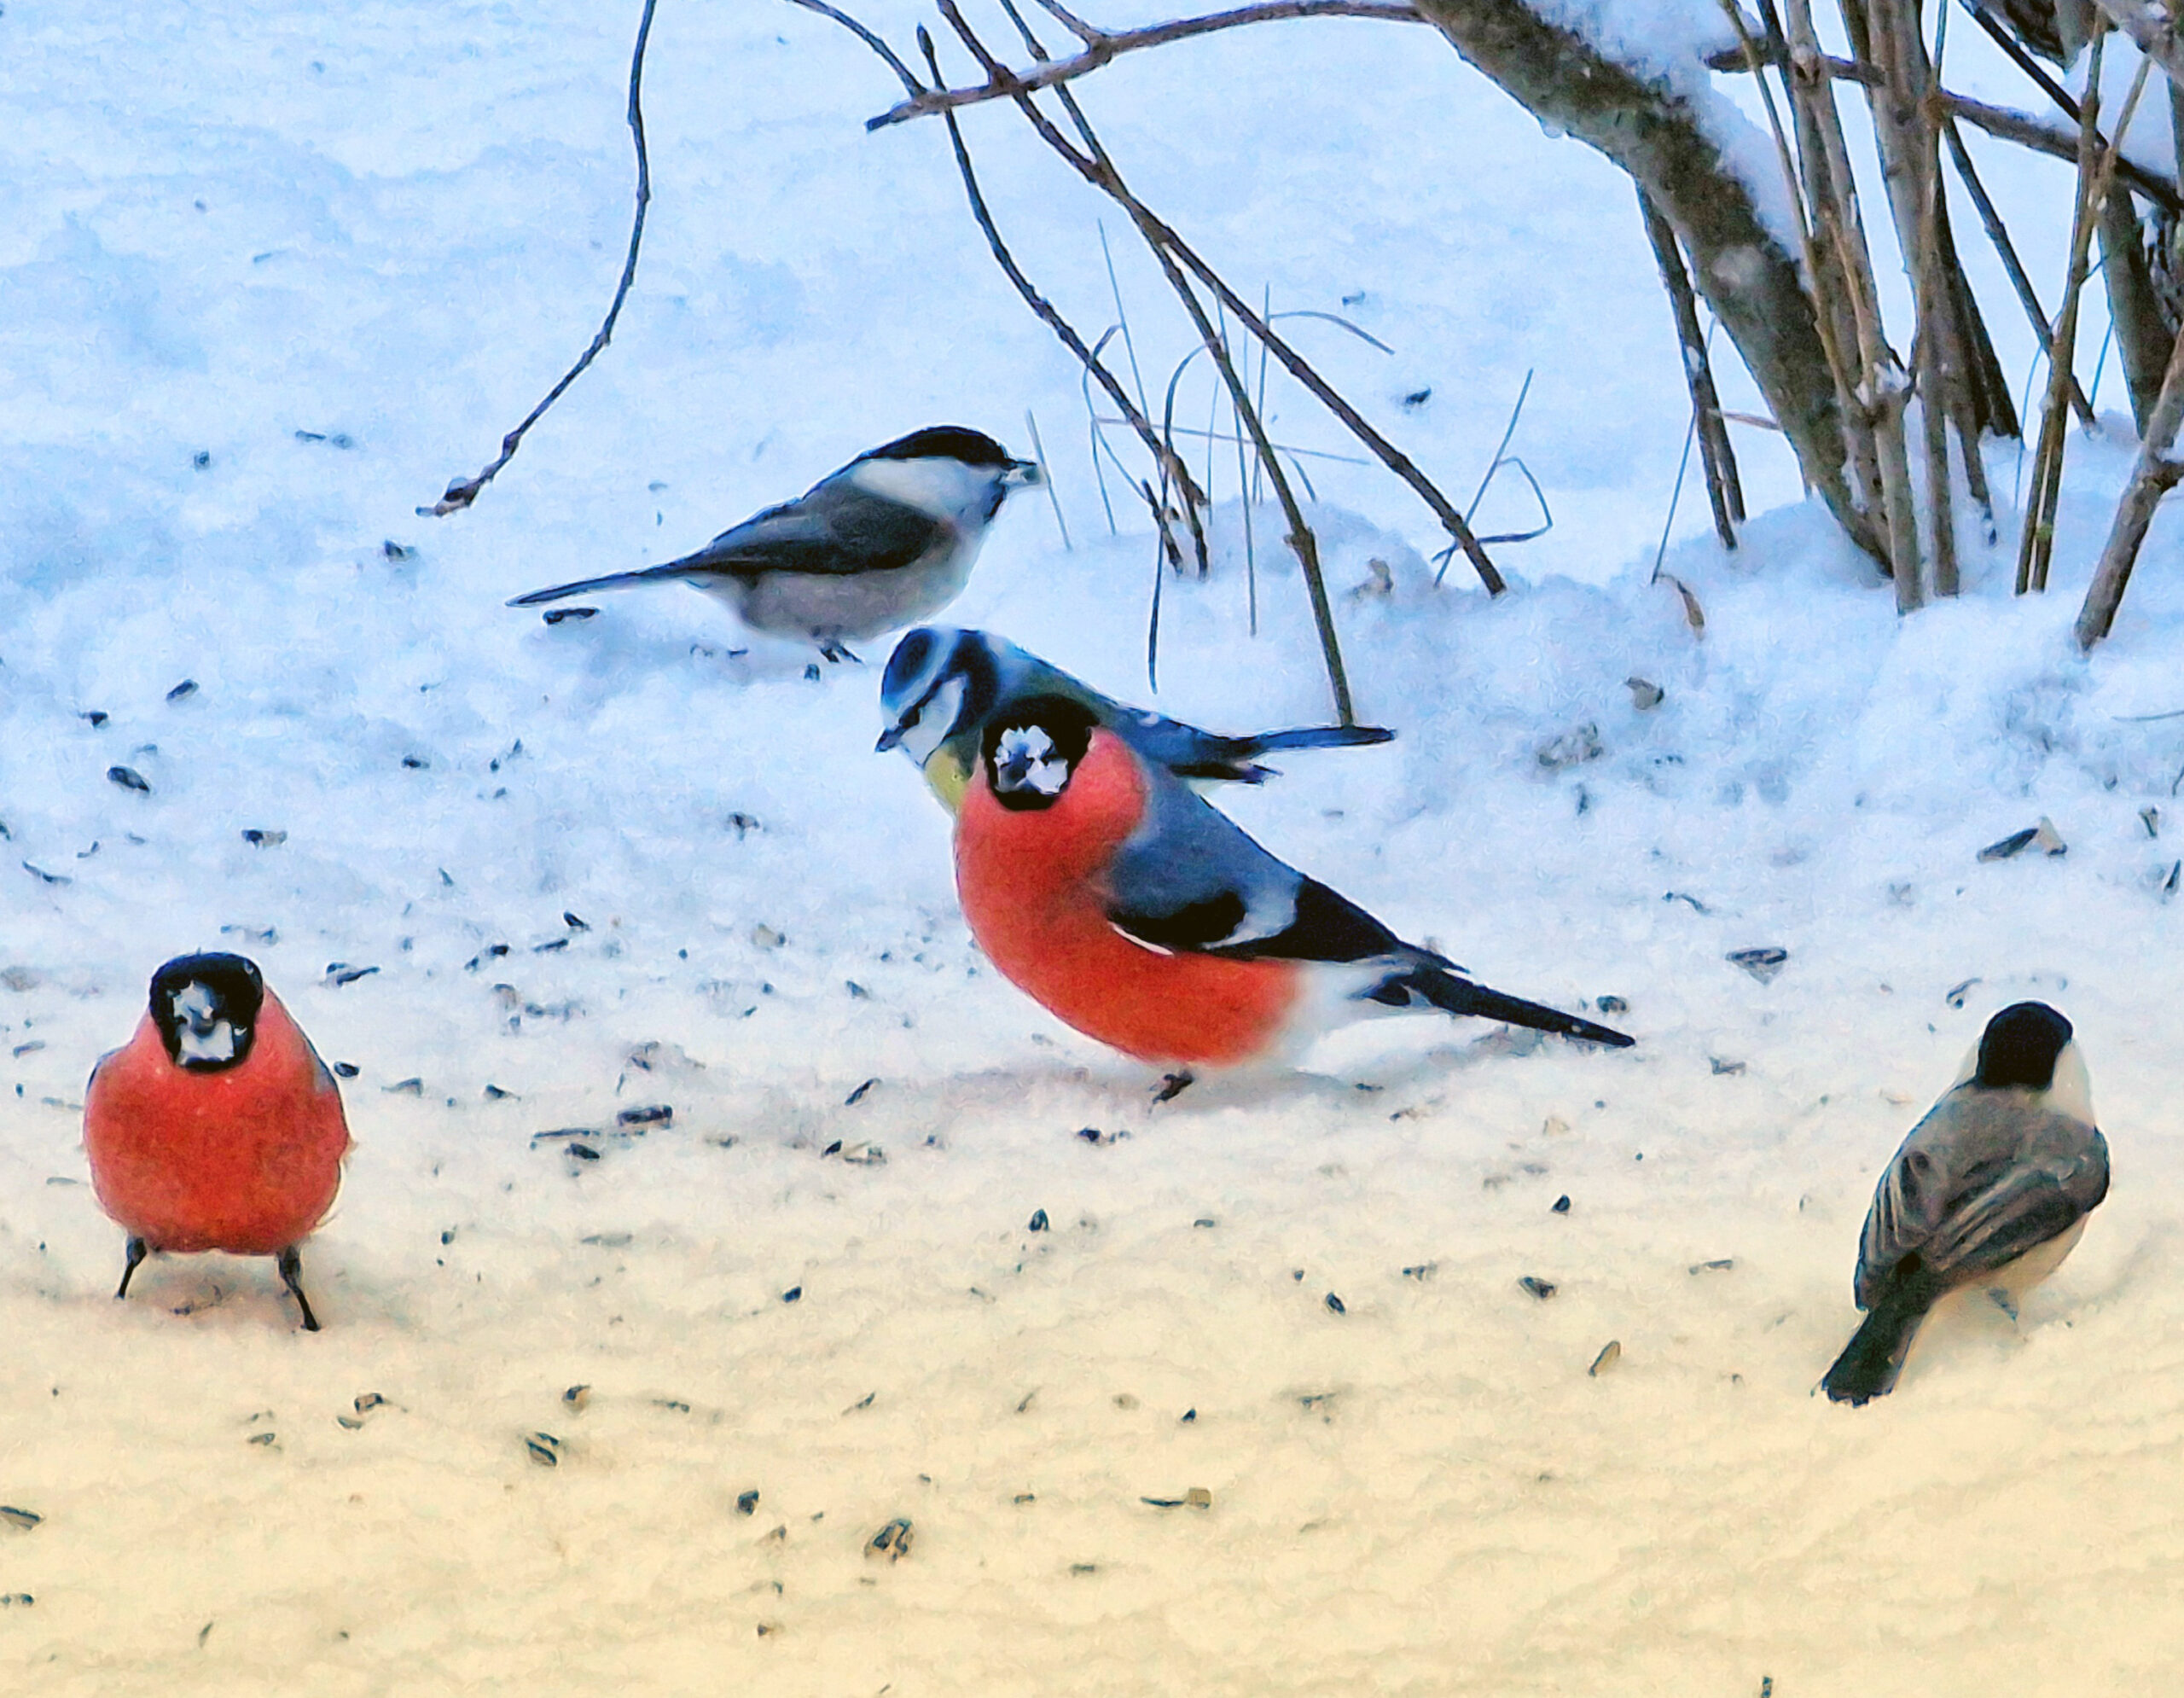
1101 775 1403 961
1853 1090 2110 1307
668 481 943 579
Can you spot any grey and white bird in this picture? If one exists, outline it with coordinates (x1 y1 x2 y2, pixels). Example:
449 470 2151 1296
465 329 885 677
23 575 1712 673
508 427 1041 659
1821 1001 2110 1406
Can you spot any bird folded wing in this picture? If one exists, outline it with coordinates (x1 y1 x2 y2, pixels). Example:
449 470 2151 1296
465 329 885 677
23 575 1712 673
669 486 941 579
1856 1103 2109 1304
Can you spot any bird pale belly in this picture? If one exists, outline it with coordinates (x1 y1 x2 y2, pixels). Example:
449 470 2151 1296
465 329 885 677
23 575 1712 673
718 544 973 643
956 735 1300 1066
84 1007 347 1255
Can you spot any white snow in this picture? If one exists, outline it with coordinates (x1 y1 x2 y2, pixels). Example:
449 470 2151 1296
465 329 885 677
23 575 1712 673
4 2 2184 1693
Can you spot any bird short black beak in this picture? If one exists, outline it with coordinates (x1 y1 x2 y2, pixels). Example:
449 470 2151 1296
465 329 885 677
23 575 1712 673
874 721 908 753
1004 457 1043 489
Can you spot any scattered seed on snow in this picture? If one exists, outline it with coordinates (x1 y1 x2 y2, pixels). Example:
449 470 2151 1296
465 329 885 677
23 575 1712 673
241 829 286 847
1711 1057 1747 1076
526 1433 561 1467
845 1078 878 1105
617 1105 672 1127
0 1506 41 1532
735 1490 760 1515
866 1518 914 1561
1551 1195 1571 1213
1518 1276 1557 1300
843 1391 876 1415
1589 1340 1622 1376
562 1386 591 1410
382 1077 422 1095
781 1287 802 1304
1689 1258 1735 1274
326 963 380 987
1028 1208 1049 1232
1324 1292 1346 1315
106 765 150 794
1726 947 1788 984
166 679 198 701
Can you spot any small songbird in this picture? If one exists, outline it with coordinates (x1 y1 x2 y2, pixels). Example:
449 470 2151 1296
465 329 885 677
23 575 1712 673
1821 1001 2109 1405
508 427 1042 659
83 953 351 1330
946 694 1632 1082
878 625 1394 812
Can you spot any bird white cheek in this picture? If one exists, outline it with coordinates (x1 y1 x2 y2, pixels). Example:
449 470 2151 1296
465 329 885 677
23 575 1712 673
845 456 1003 527
177 1021 238 1066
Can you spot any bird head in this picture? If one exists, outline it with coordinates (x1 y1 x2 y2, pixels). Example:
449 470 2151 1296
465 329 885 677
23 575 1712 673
1963 999 2093 1121
877 626 996 767
148 952 265 1072
847 427 1041 528
981 695 1097 812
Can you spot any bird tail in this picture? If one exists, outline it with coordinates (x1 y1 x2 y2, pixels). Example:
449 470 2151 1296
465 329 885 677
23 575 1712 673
1172 724 1397 785
1238 724 1395 758
1398 963 1635 1049
1821 1264 1945 1405
506 564 694 608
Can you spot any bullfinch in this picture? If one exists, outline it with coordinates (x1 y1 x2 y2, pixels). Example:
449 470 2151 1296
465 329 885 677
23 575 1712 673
1822 1001 2109 1405
948 694 1634 1078
83 952 351 1330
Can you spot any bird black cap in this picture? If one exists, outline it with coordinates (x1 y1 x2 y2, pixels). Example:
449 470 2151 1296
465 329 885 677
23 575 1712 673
148 952 265 1069
863 426 1016 467
1975 1001 2074 1090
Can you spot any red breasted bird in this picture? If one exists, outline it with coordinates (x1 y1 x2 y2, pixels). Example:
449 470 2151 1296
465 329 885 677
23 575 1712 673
949 695 1632 1083
84 953 351 1329
1821 1001 2108 1405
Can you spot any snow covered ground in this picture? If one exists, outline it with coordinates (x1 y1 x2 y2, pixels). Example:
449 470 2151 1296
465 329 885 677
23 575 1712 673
6 2 2184 1692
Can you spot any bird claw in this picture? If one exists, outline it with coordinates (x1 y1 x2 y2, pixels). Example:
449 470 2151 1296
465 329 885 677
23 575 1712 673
817 639 863 665
1153 1071 1195 1104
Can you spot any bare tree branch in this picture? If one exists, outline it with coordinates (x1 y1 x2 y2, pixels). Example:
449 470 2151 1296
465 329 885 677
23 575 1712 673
423 0 659 517
911 23 1211 568
870 1 1425 128
1706 43 2181 210
2078 321 2184 647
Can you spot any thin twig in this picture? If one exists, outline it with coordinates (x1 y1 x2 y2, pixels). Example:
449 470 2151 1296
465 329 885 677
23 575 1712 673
421 0 659 517
938 0 1502 591
912 26 1206 570
2077 326 2184 647
869 1 1425 128
1705 44 2181 212
1637 189 1742 550
951 0 1358 718
787 0 926 92
1437 367 1541 584
1024 408 1071 548
1943 116 2094 424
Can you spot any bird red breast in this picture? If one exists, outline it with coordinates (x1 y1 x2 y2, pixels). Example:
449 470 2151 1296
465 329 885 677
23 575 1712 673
957 723 1301 1066
84 953 350 1327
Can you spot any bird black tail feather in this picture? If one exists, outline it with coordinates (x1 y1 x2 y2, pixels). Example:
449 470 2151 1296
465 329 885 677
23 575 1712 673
1170 725 1397 787
1238 724 1396 757
1821 1264 1946 1405
1403 965 1635 1049
507 564 691 608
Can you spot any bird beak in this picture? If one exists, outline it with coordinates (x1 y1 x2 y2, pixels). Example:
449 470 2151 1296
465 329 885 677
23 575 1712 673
874 722 908 753
1003 457 1043 489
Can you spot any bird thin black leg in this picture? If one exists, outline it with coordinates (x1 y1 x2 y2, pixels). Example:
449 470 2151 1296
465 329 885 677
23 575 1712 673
1153 1071 1195 1104
114 1236 148 1300
817 638 863 665
277 1245 322 1332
